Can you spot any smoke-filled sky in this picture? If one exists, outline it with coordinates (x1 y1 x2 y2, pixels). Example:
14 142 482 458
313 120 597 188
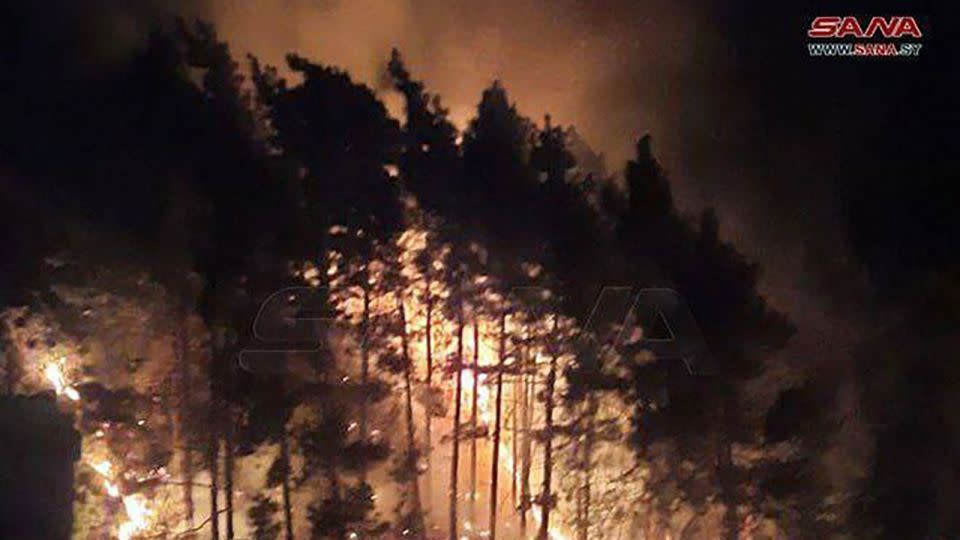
189 0 717 201
171 0 934 291
22 0 952 323
27 0 950 283
159 1 858 324
164 0 777 309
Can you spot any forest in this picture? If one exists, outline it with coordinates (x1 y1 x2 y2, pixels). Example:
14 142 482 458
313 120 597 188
0 4 957 540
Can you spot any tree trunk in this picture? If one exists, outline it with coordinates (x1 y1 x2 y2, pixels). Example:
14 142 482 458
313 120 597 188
469 318 480 516
323 403 343 527
280 431 295 540
489 311 507 540
424 285 434 506
511 357 519 511
399 299 426 536
175 310 195 526
520 342 532 530
449 298 464 540
719 387 739 540
579 396 597 540
359 286 371 484
224 407 235 540
537 316 559 540
325 464 343 538
208 410 220 540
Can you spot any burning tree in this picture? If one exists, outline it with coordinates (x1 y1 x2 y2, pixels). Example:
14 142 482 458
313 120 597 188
0 15 825 540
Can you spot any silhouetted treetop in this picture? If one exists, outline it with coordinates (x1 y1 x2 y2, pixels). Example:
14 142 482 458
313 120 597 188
252 52 403 243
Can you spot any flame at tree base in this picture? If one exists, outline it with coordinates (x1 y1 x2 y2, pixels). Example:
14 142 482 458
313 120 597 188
43 358 156 540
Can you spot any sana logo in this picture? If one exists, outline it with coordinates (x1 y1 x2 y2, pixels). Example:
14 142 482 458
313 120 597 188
807 16 923 39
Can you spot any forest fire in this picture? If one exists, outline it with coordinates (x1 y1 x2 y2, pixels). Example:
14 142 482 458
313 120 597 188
35 348 159 539
2 62 700 539
4 3 953 538
89 459 154 540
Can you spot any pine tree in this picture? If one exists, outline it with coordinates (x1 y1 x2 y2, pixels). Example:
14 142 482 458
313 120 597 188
536 315 561 540
174 301 196 528
469 317 480 519
608 136 794 539
405 222 451 511
387 50 460 214
397 297 427 537
448 289 465 540
488 308 509 540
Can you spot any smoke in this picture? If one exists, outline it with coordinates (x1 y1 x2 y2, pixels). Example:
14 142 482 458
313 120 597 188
73 0 785 275
188 1 846 305
192 0 712 171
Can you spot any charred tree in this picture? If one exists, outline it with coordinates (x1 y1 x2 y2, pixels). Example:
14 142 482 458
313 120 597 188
359 285 371 484
399 299 426 537
511 352 520 511
489 310 508 540
449 296 465 540
536 316 559 540
424 280 434 503
719 388 740 540
224 407 235 540
279 430 295 540
208 403 220 540
578 396 598 540
175 308 195 526
520 341 533 530
469 318 480 516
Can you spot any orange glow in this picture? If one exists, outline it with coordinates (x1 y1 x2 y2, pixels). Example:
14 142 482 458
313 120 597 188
43 359 80 401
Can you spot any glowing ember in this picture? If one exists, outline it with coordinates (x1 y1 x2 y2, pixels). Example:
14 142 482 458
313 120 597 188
92 460 113 477
43 356 156 540
118 494 152 540
104 480 120 498
88 457 153 538
43 360 79 400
